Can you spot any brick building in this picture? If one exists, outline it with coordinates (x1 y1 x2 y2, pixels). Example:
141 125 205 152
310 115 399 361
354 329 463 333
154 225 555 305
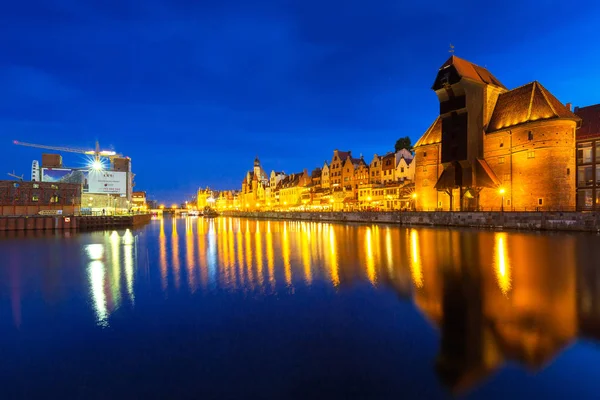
329 150 352 189
414 55 580 211
0 180 81 216
574 104 600 210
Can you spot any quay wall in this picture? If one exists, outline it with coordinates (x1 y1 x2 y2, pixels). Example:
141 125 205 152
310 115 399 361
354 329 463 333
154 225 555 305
222 211 600 233
0 214 152 232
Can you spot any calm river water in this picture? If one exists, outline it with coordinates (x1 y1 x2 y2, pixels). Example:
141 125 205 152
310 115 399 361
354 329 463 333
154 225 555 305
1 217 600 399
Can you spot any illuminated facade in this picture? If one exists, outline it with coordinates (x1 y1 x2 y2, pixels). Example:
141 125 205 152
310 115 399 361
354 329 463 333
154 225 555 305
276 170 310 209
369 154 382 184
329 149 352 189
131 191 147 211
321 162 330 189
574 104 600 210
240 157 269 210
414 56 581 211
196 187 215 210
395 149 415 182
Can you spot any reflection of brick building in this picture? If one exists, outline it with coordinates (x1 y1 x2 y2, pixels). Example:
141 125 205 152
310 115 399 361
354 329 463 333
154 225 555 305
574 104 600 210
0 181 81 216
414 56 580 211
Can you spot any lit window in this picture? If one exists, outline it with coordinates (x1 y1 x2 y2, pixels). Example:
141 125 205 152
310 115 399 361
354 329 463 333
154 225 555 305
527 151 535 159
32 195 39 202
578 142 593 164
578 166 593 187
423 166 428 172
33 183 39 189
498 157 505 164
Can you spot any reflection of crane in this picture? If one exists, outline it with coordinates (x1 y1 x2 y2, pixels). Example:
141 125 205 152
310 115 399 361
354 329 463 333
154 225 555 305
7 171 24 181
13 140 122 162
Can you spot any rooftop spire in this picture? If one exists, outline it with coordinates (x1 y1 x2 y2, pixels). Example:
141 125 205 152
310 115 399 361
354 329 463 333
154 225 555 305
449 43 455 54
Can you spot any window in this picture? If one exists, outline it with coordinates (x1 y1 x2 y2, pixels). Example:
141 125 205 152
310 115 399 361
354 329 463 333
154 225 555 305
51 184 58 189
596 142 600 162
507 199 511 206
538 198 543 206
528 131 533 141
597 165 600 185
503 174 510 182
33 183 39 189
423 166 427 172
578 142 593 164
500 138 504 148
498 157 505 164
401 167 405 173
423 152 427 157
527 151 535 159
578 166 593 187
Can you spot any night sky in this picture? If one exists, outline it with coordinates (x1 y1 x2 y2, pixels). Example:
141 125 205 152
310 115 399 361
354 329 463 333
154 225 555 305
2 0 599 203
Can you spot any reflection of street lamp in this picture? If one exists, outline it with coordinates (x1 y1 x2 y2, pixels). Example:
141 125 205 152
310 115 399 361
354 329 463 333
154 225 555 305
499 187 506 212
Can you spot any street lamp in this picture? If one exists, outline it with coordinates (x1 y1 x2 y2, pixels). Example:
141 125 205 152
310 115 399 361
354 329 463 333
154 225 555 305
499 187 506 212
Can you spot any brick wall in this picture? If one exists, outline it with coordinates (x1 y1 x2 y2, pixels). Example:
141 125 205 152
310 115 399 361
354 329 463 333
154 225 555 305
482 120 576 210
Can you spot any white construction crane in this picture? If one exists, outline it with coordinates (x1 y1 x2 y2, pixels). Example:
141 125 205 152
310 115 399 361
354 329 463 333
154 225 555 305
7 171 24 181
13 140 123 162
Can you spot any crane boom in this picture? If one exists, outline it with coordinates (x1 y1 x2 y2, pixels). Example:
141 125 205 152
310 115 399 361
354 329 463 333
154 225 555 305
13 140 123 159
13 140 89 154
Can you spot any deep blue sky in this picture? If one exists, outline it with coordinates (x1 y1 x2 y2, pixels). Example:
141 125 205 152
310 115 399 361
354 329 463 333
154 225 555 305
2 0 599 203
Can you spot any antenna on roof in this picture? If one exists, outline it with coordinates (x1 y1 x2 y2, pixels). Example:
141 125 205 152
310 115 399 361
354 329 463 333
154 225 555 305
449 43 455 54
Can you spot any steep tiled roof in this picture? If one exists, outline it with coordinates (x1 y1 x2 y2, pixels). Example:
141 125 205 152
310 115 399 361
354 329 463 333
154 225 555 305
438 55 506 89
487 81 581 133
414 117 442 148
575 104 600 140
337 151 350 160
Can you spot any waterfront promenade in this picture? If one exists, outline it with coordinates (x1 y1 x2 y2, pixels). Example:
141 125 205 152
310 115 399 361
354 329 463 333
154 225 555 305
223 210 600 232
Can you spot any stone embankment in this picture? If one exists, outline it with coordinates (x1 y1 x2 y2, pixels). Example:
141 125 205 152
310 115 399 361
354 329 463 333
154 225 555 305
223 211 600 232
0 214 152 232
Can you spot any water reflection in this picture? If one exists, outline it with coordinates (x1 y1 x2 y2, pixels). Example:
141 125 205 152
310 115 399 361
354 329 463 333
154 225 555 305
147 218 600 394
4 217 599 394
84 231 139 328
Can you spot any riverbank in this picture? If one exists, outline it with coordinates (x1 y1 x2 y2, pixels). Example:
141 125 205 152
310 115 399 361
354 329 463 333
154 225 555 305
222 211 600 232
0 214 152 232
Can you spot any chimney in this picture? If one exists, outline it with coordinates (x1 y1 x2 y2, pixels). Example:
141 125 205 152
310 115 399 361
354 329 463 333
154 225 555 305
566 102 572 111
574 106 580 113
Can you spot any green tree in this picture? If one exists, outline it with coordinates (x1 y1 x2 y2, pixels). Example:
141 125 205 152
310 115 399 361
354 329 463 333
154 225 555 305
394 136 413 152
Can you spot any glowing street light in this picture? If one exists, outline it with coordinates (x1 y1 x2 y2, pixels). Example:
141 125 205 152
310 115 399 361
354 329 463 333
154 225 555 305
499 187 506 212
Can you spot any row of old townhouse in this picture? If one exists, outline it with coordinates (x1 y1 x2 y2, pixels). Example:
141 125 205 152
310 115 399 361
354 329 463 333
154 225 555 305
197 55 600 213
201 147 418 212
